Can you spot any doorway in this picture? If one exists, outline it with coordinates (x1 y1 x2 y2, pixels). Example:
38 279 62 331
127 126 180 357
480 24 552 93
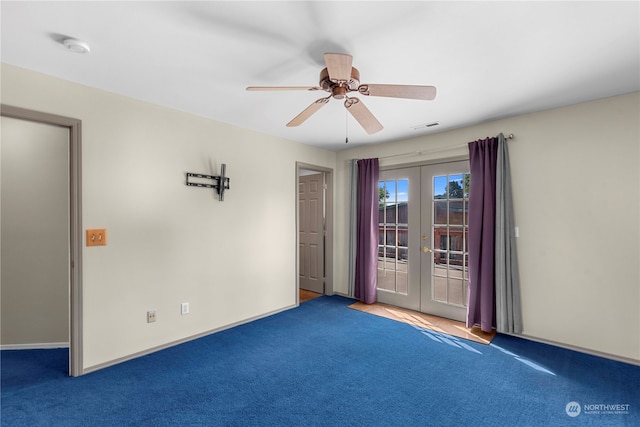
298 172 324 294
0 105 83 376
377 160 470 322
296 163 333 303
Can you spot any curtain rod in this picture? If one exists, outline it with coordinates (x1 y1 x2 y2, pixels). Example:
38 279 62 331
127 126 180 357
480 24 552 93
379 133 514 161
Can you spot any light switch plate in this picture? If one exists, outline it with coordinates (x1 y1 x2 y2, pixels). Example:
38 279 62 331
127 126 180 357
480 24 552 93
86 229 107 246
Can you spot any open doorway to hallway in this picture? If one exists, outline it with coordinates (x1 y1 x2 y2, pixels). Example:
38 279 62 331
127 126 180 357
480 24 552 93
1 105 83 376
296 163 333 305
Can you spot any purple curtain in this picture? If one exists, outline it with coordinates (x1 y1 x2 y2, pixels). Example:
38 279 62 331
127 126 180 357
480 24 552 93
467 138 498 332
354 158 379 304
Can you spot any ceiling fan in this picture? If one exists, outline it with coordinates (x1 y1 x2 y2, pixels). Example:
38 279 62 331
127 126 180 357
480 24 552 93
246 53 436 135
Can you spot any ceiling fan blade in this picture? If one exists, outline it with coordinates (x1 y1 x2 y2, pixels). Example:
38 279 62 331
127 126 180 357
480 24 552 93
358 84 437 100
246 86 322 91
344 97 383 135
286 96 331 127
324 53 353 82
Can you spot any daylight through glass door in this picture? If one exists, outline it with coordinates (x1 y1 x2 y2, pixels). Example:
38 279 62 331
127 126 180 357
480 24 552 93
431 173 470 308
376 168 420 311
377 178 409 295
378 179 409 294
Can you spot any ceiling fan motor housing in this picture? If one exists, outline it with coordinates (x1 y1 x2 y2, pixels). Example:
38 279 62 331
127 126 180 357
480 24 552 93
319 67 361 99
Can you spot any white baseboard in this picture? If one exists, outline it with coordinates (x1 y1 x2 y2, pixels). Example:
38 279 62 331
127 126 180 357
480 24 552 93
1 342 69 350
510 333 640 367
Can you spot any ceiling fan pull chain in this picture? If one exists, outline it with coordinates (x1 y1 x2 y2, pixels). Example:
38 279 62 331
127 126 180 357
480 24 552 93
345 108 349 143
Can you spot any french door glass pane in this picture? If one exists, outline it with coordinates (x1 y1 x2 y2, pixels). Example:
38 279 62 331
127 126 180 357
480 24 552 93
448 279 465 306
434 201 447 224
433 276 447 302
397 224 408 248
433 251 447 275
434 176 447 199
384 181 395 203
385 229 395 245
378 269 395 292
434 226 448 250
396 270 408 294
448 174 465 198
398 247 408 263
449 201 464 225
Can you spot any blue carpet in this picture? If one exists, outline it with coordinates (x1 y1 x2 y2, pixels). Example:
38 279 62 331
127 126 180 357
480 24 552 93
2 295 639 426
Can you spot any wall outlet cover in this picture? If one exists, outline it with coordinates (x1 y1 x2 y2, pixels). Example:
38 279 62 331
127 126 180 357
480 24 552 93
86 228 107 246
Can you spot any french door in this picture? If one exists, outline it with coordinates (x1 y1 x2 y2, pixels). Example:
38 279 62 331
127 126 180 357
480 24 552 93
377 160 470 322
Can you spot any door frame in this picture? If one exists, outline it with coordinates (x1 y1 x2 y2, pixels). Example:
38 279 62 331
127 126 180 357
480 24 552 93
295 162 333 303
1 105 83 377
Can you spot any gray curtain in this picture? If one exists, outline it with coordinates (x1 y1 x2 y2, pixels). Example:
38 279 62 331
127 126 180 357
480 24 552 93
495 133 523 334
467 133 523 334
347 159 359 298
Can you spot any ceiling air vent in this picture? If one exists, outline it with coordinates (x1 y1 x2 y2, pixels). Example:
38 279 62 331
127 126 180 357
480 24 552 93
411 121 440 130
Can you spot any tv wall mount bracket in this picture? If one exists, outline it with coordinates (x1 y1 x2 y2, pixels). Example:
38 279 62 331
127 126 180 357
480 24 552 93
186 164 230 201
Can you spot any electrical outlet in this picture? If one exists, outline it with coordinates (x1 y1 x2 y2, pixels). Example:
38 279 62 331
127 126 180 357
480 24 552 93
181 302 189 315
86 228 107 246
147 310 156 323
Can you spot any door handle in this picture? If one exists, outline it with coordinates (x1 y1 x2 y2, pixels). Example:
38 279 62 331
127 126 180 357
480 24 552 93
421 246 432 253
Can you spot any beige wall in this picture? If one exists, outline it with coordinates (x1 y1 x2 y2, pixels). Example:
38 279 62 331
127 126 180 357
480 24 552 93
1 116 70 346
1 64 336 369
2 62 638 368
335 92 640 362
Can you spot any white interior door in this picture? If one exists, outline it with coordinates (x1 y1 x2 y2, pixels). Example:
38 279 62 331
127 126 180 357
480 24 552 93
377 161 470 322
299 173 324 293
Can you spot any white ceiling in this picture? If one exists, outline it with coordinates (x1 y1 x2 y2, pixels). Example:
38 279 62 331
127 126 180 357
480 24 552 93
2 1 638 151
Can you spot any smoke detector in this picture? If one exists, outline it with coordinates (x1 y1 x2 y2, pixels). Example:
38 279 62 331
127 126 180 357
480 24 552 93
62 38 90 54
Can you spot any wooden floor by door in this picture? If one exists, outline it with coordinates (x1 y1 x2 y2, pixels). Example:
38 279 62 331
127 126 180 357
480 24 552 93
377 161 470 322
298 173 324 294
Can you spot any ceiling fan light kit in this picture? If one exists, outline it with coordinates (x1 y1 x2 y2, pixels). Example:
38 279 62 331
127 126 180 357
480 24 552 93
246 53 436 136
